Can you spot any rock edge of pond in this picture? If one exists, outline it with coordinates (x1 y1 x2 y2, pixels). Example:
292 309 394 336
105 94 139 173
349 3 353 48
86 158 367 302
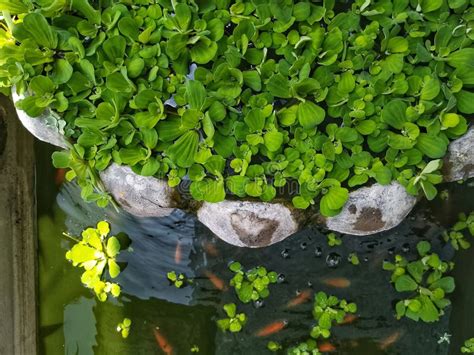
13 100 474 247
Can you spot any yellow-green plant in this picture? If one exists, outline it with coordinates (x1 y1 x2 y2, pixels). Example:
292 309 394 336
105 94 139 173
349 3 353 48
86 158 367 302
65 221 122 301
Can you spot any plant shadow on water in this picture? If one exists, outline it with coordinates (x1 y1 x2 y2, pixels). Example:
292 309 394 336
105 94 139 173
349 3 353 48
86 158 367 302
38 147 474 355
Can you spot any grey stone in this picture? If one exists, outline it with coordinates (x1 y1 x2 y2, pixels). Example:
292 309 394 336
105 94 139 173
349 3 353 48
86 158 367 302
12 92 68 149
100 163 179 218
443 127 474 182
197 200 299 248
325 182 417 236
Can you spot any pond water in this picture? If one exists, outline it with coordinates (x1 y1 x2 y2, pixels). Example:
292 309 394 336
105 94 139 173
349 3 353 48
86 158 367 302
36 141 474 355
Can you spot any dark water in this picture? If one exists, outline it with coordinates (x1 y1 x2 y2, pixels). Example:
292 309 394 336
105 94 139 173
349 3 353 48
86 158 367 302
36 142 474 355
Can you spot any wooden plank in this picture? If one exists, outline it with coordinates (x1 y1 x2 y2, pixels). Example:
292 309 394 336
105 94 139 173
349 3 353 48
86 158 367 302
0 94 38 355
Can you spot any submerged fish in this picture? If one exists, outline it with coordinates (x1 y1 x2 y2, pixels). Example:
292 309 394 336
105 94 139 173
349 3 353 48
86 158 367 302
318 342 336 352
322 277 351 288
202 241 220 257
55 168 67 186
286 289 312 308
174 241 182 264
255 320 288 337
340 313 358 325
378 330 402 350
153 327 174 355
203 270 227 291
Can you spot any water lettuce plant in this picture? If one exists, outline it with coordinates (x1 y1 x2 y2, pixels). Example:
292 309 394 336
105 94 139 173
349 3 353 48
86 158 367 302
65 221 122 301
462 338 474 353
229 262 278 303
0 0 473 215
217 303 247 333
383 241 455 323
116 318 132 339
287 292 357 354
443 211 474 250
167 270 191 288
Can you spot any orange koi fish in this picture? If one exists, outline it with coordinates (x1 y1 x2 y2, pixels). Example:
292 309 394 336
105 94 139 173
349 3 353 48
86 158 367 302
153 327 174 355
203 270 227 291
55 168 67 186
286 289 312 308
340 313 358 325
203 241 220 257
174 241 182 264
318 342 336 352
255 320 288 337
378 330 402 350
322 277 351 288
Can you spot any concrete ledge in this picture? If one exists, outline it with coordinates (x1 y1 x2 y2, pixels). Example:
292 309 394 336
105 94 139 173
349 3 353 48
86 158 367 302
0 95 38 355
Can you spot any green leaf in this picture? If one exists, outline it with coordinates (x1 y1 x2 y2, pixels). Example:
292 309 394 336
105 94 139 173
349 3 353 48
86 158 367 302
186 80 206 110
416 134 447 159
430 277 455 293
0 0 30 13
420 0 443 12
455 90 474 114
321 187 349 211
106 72 134 93
382 100 407 130
108 259 121 278
416 241 431 256
395 275 418 292
166 131 200 168
244 109 265 132
119 147 147 166
166 34 188 60
387 37 408 53
298 101 325 129
267 73 291 98
52 151 70 168
22 13 58 48
420 78 440 101
30 76 55 95
447 48 474 69
190 40 218 64
51 59 73 85
264 131 284 152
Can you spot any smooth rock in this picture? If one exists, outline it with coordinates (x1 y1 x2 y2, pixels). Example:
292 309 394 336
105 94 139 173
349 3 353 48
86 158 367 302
11 92 68 149
325 182 417 236
100 163 179 217
197 200 299 248
443 127 474 182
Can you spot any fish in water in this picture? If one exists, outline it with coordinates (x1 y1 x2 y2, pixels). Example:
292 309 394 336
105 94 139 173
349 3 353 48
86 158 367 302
153 327 174 355
318 342 336 352
286 289 312 308
340 313 358 325
378 330 402 350
203 270 227 291
255 320 288 337
202 241 220 257
174 241 182 264
322 277 351 288
55 168 67 186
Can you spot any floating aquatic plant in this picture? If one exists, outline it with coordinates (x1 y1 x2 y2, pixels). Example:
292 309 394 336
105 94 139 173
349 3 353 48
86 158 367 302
116 318 132 339
229 262 278 304
443 211 474 250
0 0 472 214
326 232 342 247
65 221 122 302
267 341 283 352
462 338 474 353
383 241 455 323
167 270 191 288
287 292 356 354
217 303 247 333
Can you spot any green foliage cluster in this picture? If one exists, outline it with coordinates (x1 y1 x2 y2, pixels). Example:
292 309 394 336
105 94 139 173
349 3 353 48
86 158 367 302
462 338 474 353
116 318 132 338
326 232 341 247
383 241 455 323
167 270 191 287
1 0 473 214
65 221 122 301
229 261 278 303
287 291 357 354
217 303 247 332
443 211 474 250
